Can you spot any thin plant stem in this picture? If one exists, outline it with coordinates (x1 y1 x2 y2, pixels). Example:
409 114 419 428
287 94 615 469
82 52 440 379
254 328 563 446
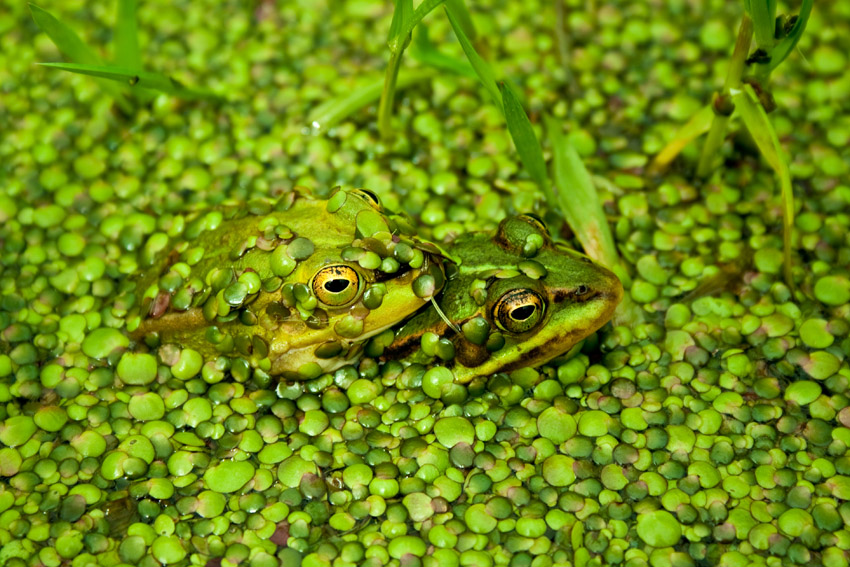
553 0 573 89
696 15 753 177
377 47 406 140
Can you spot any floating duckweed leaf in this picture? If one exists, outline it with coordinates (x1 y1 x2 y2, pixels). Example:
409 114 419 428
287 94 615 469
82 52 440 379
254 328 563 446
37 62 221 101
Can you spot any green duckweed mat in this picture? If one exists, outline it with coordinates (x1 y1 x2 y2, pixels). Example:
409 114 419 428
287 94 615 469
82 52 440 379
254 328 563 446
1 1 850 566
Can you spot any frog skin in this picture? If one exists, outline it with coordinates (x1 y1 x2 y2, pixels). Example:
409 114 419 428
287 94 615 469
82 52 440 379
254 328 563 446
128 187 445 380
381 215 623 383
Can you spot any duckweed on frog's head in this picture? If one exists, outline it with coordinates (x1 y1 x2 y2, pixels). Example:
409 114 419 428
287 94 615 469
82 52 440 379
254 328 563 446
386 215 623 383
127 187 445 380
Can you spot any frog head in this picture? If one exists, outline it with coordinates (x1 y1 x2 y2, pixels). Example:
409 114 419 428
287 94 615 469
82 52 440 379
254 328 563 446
129 187 445 380
385 215 623 382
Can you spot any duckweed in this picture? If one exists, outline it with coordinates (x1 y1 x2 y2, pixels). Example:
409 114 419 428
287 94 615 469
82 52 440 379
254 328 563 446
2 0 850 565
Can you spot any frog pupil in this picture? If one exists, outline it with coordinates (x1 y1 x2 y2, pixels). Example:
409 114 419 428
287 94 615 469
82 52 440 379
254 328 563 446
512 305 536 321
325 279 350 293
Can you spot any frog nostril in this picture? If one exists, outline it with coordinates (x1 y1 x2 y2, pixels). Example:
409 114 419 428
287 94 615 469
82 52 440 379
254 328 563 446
575 285 589 296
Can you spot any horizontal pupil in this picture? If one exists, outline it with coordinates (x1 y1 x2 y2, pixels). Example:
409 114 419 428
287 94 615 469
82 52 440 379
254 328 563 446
324 279 350 293
511 304 536 321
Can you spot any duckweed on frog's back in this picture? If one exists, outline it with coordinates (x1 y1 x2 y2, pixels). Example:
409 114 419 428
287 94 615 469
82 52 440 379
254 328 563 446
383 215 623 382
128 187 445 380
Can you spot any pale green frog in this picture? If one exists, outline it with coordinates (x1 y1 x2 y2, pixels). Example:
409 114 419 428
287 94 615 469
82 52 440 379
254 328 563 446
379 214 624 383
128 187 446 380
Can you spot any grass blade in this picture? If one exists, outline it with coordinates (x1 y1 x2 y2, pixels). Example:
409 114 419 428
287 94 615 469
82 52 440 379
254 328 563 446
38 62 220 101
378 0 414 139
445 5 501 106
546 115 616 268
387 0 413 43
547 115 639 324
29 3 132 111
389 0 448 53
309 69 435 132
30 3 101 65
410 25 476 78
732 84 794 287
445 0 477 41
768 0 812 71
649 105 713 173
500 82 554 204
114 0 141 70
748 0 777 49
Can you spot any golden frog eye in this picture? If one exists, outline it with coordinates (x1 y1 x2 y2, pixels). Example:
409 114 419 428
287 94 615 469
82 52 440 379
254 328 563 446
351 188 381 209
493 289 546 334
312 265 362 306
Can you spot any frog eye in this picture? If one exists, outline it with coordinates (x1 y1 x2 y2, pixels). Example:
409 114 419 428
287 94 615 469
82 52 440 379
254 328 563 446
352 189 381 209
493 289 546 333
312 265 362 306
517 214 547 234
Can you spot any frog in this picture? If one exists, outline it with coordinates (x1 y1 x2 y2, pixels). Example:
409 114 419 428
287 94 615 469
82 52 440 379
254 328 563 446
127 187 446 380
378 214 623 383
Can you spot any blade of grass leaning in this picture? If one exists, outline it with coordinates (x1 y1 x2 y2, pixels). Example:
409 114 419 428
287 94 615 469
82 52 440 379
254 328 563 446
309 69 436 132
767 0 812 72
445 5 502 106
29 3 132 112
114 0 141 70
389 0 448 53
547 114 640 325
649 104 714 173
38 62 220 101
500 82 556 205
444 0 477 41
378 0 414 139
732 84 794 288
410 25 476 78
546 115 617 268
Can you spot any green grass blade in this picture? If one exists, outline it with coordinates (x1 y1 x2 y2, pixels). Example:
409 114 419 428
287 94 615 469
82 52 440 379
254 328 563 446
649 105 714 173
38 62 220 101
308 69 436 132
748 0 777 49
445 0 477 41
389 0 447 53
732 84 794 287
29 3 132 112
30 3 101 65
500 82 554 204
768 0 812 71
410 25 476 78
387 0 413 43
546 115 617 268
445 5 501 106
114 0 141 70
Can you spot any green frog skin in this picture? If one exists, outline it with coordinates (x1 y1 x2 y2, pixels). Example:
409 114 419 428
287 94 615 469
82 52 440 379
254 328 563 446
128 187 445 380
383 214 624 383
